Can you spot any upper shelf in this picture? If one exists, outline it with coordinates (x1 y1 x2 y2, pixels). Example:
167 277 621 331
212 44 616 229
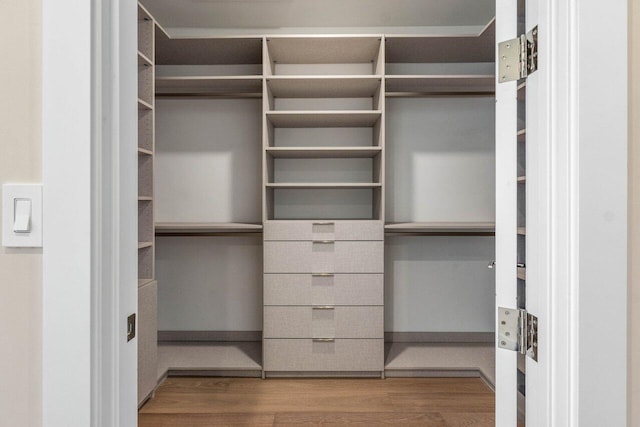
156 222 263 235
385 19 495 63
156 76 263 97
267 183 382 189
266 111 382 128
267 76 382 98
385 75 494 94
385 222 496 234
155 36 263 65
266 36 381 64
266 146 382 158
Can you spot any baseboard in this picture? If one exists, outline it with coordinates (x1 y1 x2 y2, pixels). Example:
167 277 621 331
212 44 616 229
158 330 262 342
384 332 494 343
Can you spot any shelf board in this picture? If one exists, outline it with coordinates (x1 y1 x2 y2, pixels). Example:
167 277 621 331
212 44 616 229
385 222 495 234
384 342 495 386
385 19 495 64
518 266 526 281
385 75 494 95
266 146 382 159
155 222 263 235
157 342 262 380
518 227 526 236
517 81 526 91
138 242 153 249
156 36 263 66
517 129 526 143
138 196 153 201
155 76 263 97
517 176 526 183
138 147 153 156
266 36 381 64
138 98 153 110
138 51 153 67
267 182 381 189
138 278 154 287
267 76 382 98
266 110 382 128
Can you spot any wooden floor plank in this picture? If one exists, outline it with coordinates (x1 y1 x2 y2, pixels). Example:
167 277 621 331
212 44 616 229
388 392 495 413
274 411 447 426
138 413 275 427
440 412 495 427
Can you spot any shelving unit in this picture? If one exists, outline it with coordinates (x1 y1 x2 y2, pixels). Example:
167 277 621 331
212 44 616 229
385 222 496 234
156 222 263 235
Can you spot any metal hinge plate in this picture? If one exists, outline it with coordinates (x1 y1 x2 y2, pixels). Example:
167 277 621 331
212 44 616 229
498 26 538 83
498 307 538 361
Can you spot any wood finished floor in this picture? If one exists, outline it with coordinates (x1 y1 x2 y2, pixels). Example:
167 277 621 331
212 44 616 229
139 377 495 426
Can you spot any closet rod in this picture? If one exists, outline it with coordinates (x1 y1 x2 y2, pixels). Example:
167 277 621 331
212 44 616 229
155 93 263 99
385 91 495 98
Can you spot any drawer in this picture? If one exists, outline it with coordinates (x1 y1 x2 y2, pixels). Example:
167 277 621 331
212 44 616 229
264 241 383 273
264 339 384 372
264 274 383 306
264 220 383 241
264 306 383 339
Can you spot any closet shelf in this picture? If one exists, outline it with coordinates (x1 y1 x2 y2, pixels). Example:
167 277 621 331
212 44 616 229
517 129 526 143
138 98 153 110
385 75 494 95
155 222 263 235
266 146 382 159
267 76 382 98
138 196 153 201
266 111 382 128
517 81 527 91
518 266 526 281
517 176 526 183
157 342 263 380
267 182 382 189
266 36 382 65
138 147 153 155
518 227 526 236
155 76 263 97
138 278 154 287
155 37 263 66
385 222 496 234
138 51 153 67
138 242 153 249
385 19 495 64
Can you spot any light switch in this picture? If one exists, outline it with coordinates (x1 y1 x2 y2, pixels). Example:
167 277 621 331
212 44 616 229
2 184 42 248
13 199 31 233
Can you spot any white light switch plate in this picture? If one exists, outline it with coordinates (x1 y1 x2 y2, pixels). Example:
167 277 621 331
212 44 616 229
2 184 43 247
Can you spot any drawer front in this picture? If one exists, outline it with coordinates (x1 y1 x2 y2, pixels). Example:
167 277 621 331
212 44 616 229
264 221 383 241
264 306 383 339
264 241 383 273
264 274 384 306
264 339 384 372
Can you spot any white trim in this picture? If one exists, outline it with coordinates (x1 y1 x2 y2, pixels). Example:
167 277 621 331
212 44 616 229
42 1 92 425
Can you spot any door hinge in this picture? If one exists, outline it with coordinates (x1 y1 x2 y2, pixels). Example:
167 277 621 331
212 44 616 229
498 26 538 83
498 307 538 361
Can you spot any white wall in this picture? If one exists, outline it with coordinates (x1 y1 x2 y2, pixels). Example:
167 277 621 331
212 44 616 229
0 1 42 426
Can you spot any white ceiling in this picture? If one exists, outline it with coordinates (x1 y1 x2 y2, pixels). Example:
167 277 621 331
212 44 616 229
141 0 495 30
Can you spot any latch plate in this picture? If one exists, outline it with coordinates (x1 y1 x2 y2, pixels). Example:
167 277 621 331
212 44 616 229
498 26 538 83
498 307 538 361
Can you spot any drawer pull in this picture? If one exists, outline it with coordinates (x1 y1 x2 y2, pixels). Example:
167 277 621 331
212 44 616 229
313 240 334 244
312 273 334 277
313 222 334 226
312 305 335 310
312 338 335 342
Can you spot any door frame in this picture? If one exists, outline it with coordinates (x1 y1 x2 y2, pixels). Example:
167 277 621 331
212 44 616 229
42 0 138 426
41 1 627 426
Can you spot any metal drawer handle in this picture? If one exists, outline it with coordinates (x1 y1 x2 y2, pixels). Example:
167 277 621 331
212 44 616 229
312 305 335 310
313 240 334 244
312 338 335 342
313 222 334 226
312 273 334 277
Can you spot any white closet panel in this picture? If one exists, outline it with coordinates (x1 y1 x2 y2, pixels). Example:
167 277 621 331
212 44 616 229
384 236 495 332
386 97 495 222
155 99 262 223
156 235 263 331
